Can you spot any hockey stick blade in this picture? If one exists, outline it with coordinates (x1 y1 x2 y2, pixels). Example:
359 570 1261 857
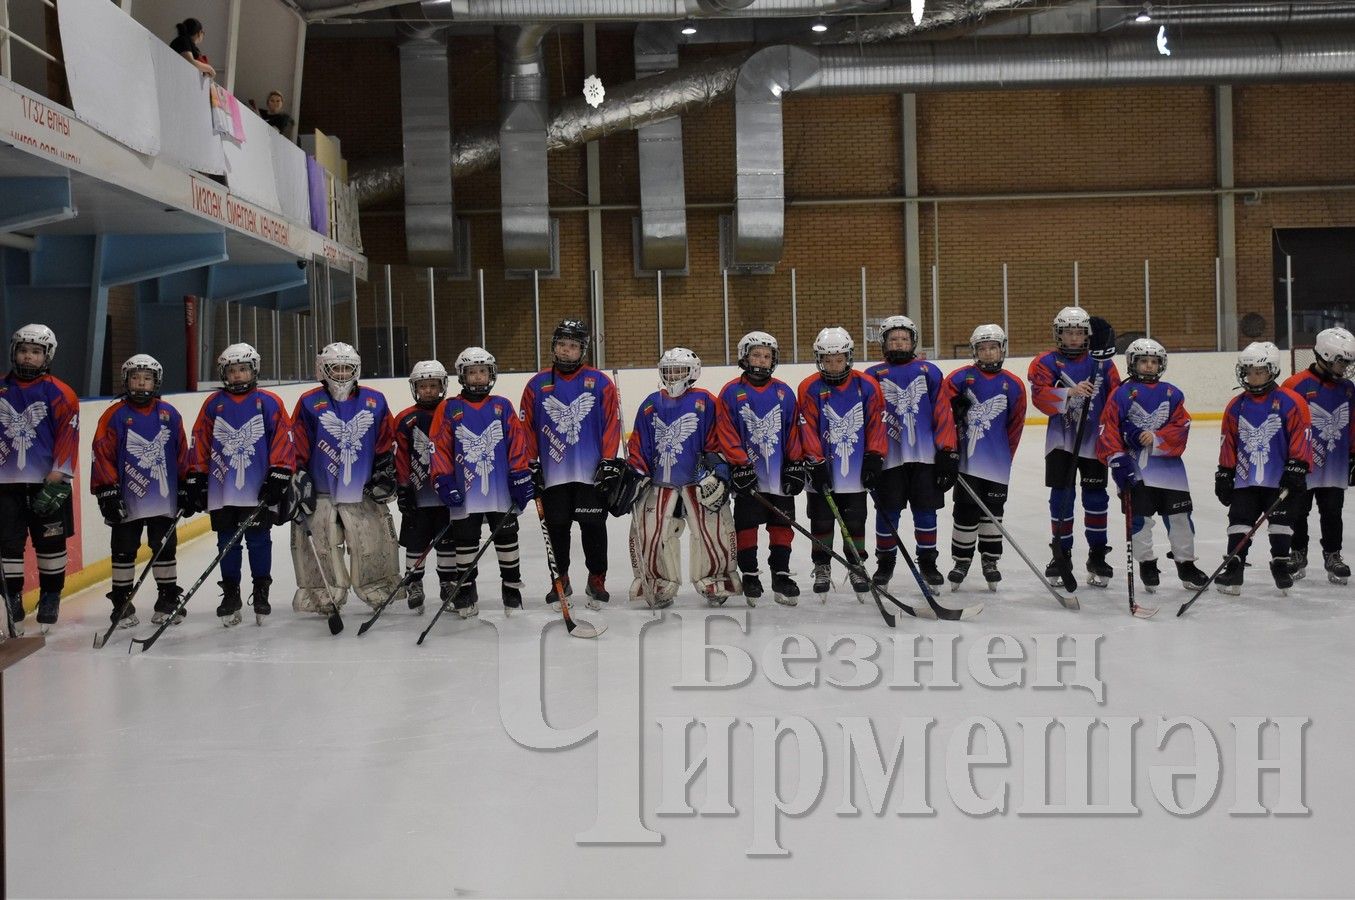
564 617 607 639
872 494 983 621
328 610 344 634
358 520 455 636
1050 539 1079 593
1132 603 1159 619
1178 488 1290 617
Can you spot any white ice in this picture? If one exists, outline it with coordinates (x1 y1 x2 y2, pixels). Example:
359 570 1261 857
7 421 1354 898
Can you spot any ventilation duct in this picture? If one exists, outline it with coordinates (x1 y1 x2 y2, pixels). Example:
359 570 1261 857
634 23 689 271
733 30 1355 264
398 36 456 266
499 24 553 270
435 0 885 20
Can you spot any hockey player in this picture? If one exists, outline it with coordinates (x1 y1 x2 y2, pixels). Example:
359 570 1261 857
1281 326 1355 585
1096 339 1210 592
866 315 956 588
0 324 78 635
627 348 749 608
1214 341 1312 595
188 343 294 626
520 320 622 610
798 327 888 602
290 342 402 616
394 360 457 613
90 355 192 628
428 348 535 619
717 331 804 606
935 324 1027 590
1029 306 1122 587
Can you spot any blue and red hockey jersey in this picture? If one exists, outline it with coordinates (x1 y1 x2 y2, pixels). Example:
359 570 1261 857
935 366 1027 486
394 404 442 509
1096 380 1192 492
1029 350 1121 459
520 366 622 490
628 388 748 488
429 393 532 516
717 376 802 495
190 388 294 511
91 398 190 521
867 359 957 466
0 373 79 483
292 386 395 504
797 370 888 494
1220 386 1312 490
1282 368 1355 489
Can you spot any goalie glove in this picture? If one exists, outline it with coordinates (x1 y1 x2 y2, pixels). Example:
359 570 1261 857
697 471 728 511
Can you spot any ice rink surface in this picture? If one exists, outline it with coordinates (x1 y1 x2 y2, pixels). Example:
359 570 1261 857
7 421 1355 898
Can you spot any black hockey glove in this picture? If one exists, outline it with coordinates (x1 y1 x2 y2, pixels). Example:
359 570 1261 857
529 459 545 491
31 479 71 517
364 451 398 503
95 485 127 526
182 472 208 514
860 452 884 491
593 457 625 497
260 466 292 505
396 484 417 515
730 463 759 496
950 392 972 425
806 458 830 492
1280 458 1308 494
934 448 961 493
1214 466 1235 506
781 459 807 496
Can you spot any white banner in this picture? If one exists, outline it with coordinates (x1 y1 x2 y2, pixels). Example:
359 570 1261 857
150 39 225 175
57 0 161 157
222 105 282 214
270 127 309 226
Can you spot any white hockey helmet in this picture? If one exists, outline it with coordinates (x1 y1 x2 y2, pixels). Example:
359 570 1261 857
1236 341 1281 395
969 323 1008 373
408 359 449 405
813 326 855 384
454 346 497 398
217 342 260 394
658 347 701 398
1053 306 1091 355
1314 327 1355 376
10 323 57 379
879 314 919 363
121 353 164 404
737 331 779 381
1125 338 1167 383
317 342 360 401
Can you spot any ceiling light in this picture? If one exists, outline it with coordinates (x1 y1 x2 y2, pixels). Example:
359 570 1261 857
1135 3 1153 23
911 0 925 25
680 21 697 35
810 19 829 33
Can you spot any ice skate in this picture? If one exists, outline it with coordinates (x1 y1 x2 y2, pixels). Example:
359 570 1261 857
1289 550 1308 581
454 582 479 619
36 591 60 634
916 549 945 588
980 555 1001 591
1269 556 1293 594
948 557 972 591
1175 559 1209 590
1215 558 1244 595
1086 546 1113 588
152 585 185 626
812 563 831 603
251 577 272 625
1139 559 1160 593
741 572 763 607
1324 552 1350 585
872 552 895 589
545 575 572 610
848 569 870 604
216 580 243 627
770 571 799 607
106 587 138 629
406 580 425 614
584 573 609 611
502 581 524 614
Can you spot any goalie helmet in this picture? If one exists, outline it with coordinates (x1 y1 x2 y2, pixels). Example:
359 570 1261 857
1053 306 1091 356
813 326 854 385
408 360 449 407
737 331 779 383
121 354 164 404
1236 341 1281 395
1314 327 1355 377
879 315 919 365
969 323 1008 374
1125 338 1167 383
317 342 360 401
658 347 701 398
11 323 57 380
455 347 497 399
551 319 590 374
217 343 260 395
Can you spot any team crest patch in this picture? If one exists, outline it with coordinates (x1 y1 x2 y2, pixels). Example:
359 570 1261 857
541 382 555 393
695 399 706 412
642 401 655 416
495 403 505 416
777 388 786 401
124 416 135 426
584 377 596 389
160 409 171 422
314 399 328 410
735 388 748 403
366 397 378 409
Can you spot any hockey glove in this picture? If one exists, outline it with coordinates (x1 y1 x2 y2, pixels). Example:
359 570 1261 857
435 474 464 510
860 452 884 491
95 485 127 526
1214 466 1235 506
1280 458 1308 494
31 479 71 517
697 471 728 511
950 393 972 425
1108 454 1140 494
781 459 807 496
1349 455 1355 487
292 470 317 520
594 456 625 496
730 463 759 496
806 458 831 492
364 451 398 503
529 459 545 490
183 472 208 514
509 468 535 513
260 466 292 505
934 449 961 493
396 484 417 515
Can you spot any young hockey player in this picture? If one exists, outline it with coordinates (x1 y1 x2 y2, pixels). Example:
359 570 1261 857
798 327 887 602
627 348 749 608
188 343 294 626
520 320 622 610
90 355 192 628
0 324 78 635
935 324 1027 590
1215 341 1312 595
866 315 956 588
1096 339 1210 592
1029 306 1121 587
717 331 804 606
394 360 456 613
1281 326 1355 585
428 348 535 619
290 342 402 616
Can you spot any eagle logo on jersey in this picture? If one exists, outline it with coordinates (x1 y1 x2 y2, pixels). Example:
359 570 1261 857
653 412 699 483
127 425 172 497
824 402 864 477
739 404 782 476
319 409 374 486
456 420 504 495
881 375 928 448
964 390 1008 459
1309 402 1349 469
1237 413 1282 482
212 413 266 490
0 398 47 470
411 426 433 486
1127 400 1171 468
543 393 595 447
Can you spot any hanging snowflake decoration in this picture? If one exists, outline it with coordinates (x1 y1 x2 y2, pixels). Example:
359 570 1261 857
583 75 605 108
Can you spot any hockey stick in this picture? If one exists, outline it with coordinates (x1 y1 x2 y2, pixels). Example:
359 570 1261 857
870 496 983 621
1177 487 1290 617
129 502 268 653
532 494 605 638
749 492 931 620
1122 491 1157 619
954 475 1080 610
357 517 455 636
295 510 345 635
94 511 186 649
417 509 519 645
822 492 896 627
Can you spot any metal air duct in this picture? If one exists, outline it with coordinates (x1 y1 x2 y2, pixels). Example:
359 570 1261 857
499 23 553 270
399 36 456 266
635 23 689 270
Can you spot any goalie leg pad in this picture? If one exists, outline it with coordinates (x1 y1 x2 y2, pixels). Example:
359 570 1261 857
684 485 739 597
336 497 403 608
290 496 349 612
629 484 684 603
